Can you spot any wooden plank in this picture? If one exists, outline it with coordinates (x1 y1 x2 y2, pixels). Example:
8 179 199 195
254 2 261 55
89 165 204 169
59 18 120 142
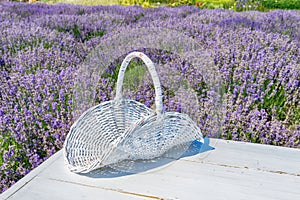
5 177 147 200
1 139 300 200
0 150 62 200
184 139 300 175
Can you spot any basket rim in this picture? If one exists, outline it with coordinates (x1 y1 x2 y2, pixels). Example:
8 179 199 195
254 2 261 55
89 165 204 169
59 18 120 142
115 51 164 116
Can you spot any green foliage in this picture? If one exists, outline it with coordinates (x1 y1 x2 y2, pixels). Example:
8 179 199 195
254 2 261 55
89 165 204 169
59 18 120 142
119 0 155 7
123 60 148 91
44 0 120 6
261 0 300 10
261 83 286 120
101 59 147 90
168 0 195 7
235 0 266 11
248 79 299 126
195 0 235 9
40 0 300 10
235 0 300 11
118 0 235 9
0 133 23 167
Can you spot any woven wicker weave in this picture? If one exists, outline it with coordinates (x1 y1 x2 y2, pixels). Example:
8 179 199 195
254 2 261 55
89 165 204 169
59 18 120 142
64 52 203 173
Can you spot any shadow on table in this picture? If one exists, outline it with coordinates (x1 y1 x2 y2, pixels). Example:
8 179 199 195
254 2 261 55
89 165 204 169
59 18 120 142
82 137 214 178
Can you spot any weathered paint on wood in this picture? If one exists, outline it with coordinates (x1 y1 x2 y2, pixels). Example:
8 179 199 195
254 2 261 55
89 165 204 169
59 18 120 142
1 138 300 200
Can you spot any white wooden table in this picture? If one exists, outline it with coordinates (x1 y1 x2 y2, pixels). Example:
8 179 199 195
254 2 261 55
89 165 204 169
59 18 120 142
1 138 300 200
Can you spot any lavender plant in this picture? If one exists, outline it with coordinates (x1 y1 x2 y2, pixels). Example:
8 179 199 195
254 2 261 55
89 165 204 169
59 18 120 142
0 1 299 193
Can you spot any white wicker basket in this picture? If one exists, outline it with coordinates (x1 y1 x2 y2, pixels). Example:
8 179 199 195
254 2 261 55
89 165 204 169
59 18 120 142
63 52 204 173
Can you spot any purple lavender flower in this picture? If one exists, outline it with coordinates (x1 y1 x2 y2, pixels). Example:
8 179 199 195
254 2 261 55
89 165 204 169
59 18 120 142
1 2 300 194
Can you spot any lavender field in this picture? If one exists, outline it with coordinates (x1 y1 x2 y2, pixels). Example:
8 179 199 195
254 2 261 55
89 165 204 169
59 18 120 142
0 2 299 193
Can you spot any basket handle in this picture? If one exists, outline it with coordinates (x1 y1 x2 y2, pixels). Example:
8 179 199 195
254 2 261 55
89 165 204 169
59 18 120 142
115 52 163 116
